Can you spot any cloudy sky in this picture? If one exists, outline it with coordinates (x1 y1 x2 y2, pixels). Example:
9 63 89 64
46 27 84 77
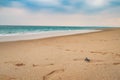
0 0 120 26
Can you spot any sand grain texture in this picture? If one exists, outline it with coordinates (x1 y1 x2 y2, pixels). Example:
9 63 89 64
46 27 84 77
0 28 120 80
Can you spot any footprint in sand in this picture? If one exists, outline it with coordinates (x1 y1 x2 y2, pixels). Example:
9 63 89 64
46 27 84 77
65 49 77 52
46 63 54 66
113 62 120 65
65 49 71 51
0 75 16 80
32 64 39 67
15 63 25 67
4 61 25 67
43 69 64 80
115 54 120 58
73 58 82 61
32 63 54 67
43 63 54 67
90 51 109 55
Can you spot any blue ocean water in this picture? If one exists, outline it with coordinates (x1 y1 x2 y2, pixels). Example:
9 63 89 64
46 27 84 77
0 25 110 35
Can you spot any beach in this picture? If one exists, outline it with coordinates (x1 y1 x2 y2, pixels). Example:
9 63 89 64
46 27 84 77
0 28 120 80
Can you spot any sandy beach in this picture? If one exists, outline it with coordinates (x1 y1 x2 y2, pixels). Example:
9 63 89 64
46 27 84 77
0 28 120 80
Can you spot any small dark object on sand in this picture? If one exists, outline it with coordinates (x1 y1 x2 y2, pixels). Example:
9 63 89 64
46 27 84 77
84 57 90 62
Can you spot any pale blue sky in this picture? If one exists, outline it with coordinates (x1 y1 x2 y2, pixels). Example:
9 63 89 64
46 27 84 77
0 0 120 26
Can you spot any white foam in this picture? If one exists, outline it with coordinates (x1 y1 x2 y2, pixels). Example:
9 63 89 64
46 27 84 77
0 30 101 42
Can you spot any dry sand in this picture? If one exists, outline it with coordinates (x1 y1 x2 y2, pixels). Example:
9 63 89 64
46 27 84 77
0 28 120 80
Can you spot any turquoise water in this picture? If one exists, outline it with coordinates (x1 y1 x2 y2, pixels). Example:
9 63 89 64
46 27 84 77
0 25 114 42
0 25 110 35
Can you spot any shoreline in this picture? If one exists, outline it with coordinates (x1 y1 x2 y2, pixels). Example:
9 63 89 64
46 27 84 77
0 30 101 42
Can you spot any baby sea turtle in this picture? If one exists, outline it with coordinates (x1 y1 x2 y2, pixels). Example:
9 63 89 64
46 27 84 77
84 57 90 62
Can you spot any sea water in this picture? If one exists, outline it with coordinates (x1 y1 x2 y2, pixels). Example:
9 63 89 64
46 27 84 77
0 25 110 42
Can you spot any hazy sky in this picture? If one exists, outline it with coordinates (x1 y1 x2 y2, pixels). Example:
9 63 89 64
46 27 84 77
0 0 120 26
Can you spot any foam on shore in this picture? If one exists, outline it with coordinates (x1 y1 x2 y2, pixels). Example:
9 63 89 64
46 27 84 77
0 30 101 42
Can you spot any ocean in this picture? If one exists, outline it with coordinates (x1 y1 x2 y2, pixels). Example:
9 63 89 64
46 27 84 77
0 25 111 42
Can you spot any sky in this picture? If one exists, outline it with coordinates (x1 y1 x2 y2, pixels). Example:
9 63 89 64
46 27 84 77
0 0 120 27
